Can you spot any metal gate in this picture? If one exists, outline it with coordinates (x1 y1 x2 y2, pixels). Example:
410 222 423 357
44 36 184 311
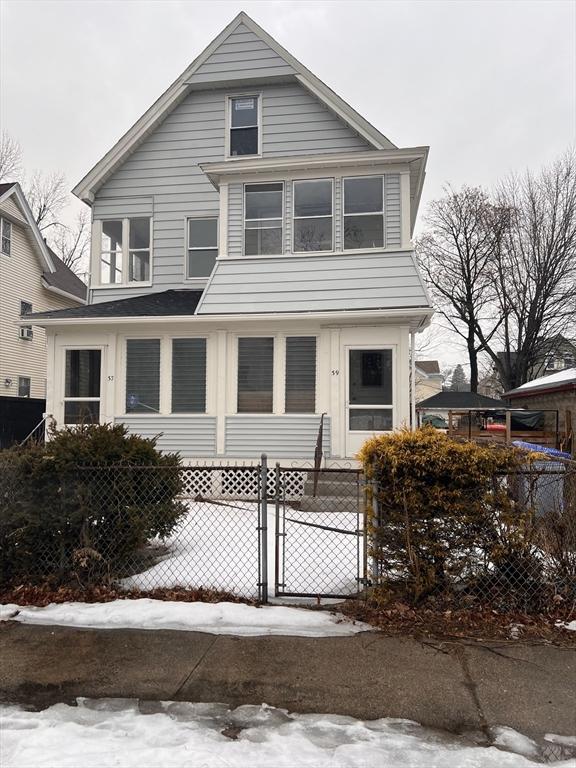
274 466 367 599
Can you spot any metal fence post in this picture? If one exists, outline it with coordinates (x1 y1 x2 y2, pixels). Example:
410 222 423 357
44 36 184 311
260 453 268 604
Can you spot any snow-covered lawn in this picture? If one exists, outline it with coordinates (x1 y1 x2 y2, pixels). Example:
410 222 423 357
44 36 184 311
2 699 564 768
0 599 370 637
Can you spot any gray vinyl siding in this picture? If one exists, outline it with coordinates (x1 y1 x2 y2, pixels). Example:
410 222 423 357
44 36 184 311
116 415 217 457
198 251 430 314
225 415 331 458
91 81 370 302
227 183 244 258
385 174 401 248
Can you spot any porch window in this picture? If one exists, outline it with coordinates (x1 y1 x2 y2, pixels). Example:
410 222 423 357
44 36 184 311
293 180 333 252
348 349 393 431
100 218 150 284
18 377 31 398
128 218 151 282
285 337 316 413
187 217 218 278
1 217 11 255
343 176 384 249
244 183 283 256
229 96 259 157
64 349 101 424
126 339 160 413
237 337 273 413
172 338 207 413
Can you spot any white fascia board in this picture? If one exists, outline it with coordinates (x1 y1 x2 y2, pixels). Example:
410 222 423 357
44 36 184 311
72 11 398 203
41 278 87 305
1 183 55 272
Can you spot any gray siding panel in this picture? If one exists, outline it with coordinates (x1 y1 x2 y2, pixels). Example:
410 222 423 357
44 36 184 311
198 251 430 314
91 81 370 303
116 415 217 457
225 415 330 458
228 183 244 258
385 174 401 248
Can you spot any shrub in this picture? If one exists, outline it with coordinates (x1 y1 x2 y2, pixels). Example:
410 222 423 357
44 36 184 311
0 424 186 586
359 427 542 606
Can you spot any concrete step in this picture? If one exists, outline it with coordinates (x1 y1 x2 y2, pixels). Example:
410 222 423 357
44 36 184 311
303 480 359 497
297 495 361 514
310 471 361 484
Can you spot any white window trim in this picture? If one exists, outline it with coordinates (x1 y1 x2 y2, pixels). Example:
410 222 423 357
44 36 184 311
345 344 396 432
225 93 263 161
243 181 284 257
292 178 335 254
94 217 153 288
342 175 386 252
185 215 219 281
1 216 12 256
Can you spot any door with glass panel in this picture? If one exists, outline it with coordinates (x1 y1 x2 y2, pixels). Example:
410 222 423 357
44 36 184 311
345 347 393 456
62 348 104 426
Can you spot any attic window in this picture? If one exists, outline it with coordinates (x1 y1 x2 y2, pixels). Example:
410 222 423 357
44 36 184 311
229 96 259 157
1 217 11 255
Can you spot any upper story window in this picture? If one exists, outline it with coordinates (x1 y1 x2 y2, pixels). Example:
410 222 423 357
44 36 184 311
343 176 384 250
244 183 283 256
1 217 12 255
100 218 150 285
187 217 218 278
293 179 333 252
229 96 259 157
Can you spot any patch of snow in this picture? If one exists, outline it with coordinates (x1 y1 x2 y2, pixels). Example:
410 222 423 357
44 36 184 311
491 726 540 757
0 605 19 621
0 598 371 637
513 367 576 391
0 699 555 768
545 733 576 747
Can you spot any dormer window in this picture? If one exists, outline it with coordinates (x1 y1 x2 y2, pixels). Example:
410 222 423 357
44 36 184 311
229 96 259 157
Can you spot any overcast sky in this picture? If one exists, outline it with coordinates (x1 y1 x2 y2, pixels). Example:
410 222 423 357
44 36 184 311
1 0 574 366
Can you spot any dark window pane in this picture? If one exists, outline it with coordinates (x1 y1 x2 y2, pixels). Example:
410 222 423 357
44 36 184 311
129 251 150 282
344 215 384 249
65 350 101 398
230 127 258 156
238 337 273 413
20 301 32 315
349 408 393 431
129 218 150 249
245 226 282 256
126 339 160 413
294 180 332 217
101 220 123 251
344 177 383 214
64 401 100 425
187 249 217 278
18 377 31 398
245 184 283 219
172 338 206 413
294 217 332 252
286 337 316 413
349 349 392 405
189 218 218 249
231 96 258 128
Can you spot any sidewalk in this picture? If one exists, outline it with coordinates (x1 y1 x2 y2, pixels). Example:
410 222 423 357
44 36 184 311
1 621 574 742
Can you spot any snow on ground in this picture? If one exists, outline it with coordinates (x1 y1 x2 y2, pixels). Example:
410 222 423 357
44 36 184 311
0 599 371 637
2 699 566 768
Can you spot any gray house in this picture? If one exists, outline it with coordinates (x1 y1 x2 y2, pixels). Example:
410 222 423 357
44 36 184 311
26 12 433 462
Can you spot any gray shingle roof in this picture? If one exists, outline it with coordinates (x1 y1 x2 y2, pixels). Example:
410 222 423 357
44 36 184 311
43 247 87 302
416 391 508 409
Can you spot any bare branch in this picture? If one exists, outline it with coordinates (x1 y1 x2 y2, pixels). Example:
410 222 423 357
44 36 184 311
24 171 67 231
48 208 90 276
0 131 22 182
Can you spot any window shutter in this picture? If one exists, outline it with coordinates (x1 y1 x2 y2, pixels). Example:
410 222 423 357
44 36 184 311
237 337 274 413
126 339 160 413
285 337 316 413
172 338 207 413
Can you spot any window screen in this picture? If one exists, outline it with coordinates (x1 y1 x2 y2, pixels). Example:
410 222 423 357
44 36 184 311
285 337 316 413
126 339 160 413
172 338 207 413
237 337 273 413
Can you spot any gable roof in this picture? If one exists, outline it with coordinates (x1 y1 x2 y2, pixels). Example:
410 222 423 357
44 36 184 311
72 12 400 204
416 391 508 410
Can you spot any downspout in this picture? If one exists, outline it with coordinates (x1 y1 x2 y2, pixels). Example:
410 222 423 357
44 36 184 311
410 331 416 430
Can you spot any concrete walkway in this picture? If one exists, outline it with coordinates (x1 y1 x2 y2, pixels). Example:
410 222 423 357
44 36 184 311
1 621 575 743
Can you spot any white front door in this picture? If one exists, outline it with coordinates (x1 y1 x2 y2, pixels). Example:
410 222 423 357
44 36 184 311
345 346 394 457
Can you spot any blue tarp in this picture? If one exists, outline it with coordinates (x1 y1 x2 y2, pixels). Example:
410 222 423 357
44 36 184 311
512 441 572 460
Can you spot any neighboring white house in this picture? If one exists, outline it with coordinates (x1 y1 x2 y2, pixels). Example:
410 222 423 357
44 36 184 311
0 182 86 402
24 12 433 463
415 360 443 404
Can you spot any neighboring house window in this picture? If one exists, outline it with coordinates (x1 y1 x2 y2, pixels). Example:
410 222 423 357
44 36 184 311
237 337 273 413
100 218 150 284
187 218 218 278
285 337 316 413
20 300 33 340
125 339 161 413
1 217 11 255
244 183 283 256
172 338 207 413
348 349 393 431
64 349 101 424
293 180 333 252
343 176 384 250
229 96 259 157
18 377 31 398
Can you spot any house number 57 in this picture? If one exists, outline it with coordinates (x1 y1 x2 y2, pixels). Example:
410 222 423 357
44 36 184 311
331 370 340 376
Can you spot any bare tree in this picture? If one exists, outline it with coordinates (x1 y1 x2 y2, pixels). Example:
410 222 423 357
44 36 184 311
24 170 67 231
416 186 506 391
50 208 90 276
0 131 22 181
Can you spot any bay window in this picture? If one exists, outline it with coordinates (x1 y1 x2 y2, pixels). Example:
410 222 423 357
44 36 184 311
100 218 151 284
187 217 218 278
229 95 259 157
244 183 283 256
293 180 333 252
343 176 384 249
